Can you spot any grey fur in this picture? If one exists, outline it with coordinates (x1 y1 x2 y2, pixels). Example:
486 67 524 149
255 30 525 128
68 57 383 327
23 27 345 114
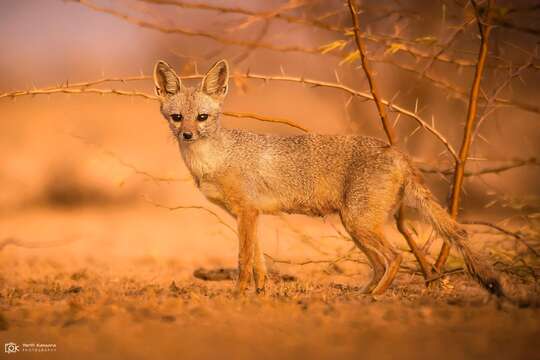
153 59 503 296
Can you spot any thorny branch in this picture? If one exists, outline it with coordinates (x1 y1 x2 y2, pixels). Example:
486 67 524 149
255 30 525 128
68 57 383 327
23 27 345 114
70 0 540 81
0 73 458 159
3 69 536 227
376 57 540 116
418 158 540 177
67 132 191 183
472 58 535 142
347 0 395 145
0 84 307 132
143 196 237 235
67 0 321 54
137 0 343 32
4 75 538 179
435 0 494 271
463 221 539 257
420 16 476 75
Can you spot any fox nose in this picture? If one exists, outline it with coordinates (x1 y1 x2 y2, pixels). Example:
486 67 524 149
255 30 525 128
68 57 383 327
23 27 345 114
182 131 193 140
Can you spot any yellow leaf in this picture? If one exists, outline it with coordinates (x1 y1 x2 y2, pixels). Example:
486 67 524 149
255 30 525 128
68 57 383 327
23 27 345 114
385 43 406 55
318 40 347 54
415 36 438 44
339 50 360 65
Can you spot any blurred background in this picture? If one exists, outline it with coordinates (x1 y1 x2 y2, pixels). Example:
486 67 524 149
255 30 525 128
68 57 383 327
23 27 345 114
0 0 539 276
1 1 540 358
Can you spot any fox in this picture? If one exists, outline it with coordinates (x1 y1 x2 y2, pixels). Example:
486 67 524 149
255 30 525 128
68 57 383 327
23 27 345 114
153 59 504 297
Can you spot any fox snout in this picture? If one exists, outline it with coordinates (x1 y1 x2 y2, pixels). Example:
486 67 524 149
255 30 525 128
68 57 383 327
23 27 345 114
172 119 204 142
182 131 193 140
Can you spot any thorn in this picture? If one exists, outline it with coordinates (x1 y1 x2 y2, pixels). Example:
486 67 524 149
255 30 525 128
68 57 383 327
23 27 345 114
345 95 353 108
431 115 435 128
334 69 341 84
414 98 419 114
390 90 400 104
280 65 285 76
409 125 421 138
392 113 401 128
478 133 490 144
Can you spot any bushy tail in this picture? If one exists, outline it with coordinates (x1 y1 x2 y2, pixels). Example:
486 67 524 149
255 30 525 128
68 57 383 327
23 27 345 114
403 175 504 297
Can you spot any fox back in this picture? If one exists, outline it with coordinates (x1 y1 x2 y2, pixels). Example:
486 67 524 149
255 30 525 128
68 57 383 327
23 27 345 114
153 60 409 218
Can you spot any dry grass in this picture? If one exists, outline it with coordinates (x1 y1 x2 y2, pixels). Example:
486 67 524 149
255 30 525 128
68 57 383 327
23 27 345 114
2 256 540 360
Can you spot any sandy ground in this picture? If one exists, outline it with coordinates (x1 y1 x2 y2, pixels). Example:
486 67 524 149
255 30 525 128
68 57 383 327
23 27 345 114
1 205 539 360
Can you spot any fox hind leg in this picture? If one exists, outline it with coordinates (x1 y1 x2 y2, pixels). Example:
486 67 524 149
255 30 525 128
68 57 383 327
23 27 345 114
340 176 404 294
340 214 401 295
352 238 387 294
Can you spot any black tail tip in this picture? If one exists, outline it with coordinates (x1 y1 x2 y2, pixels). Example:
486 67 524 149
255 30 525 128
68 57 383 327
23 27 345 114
484 277 504 297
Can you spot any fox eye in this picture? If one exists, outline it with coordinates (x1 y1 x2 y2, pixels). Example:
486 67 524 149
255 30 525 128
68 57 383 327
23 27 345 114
171 113 183 122
197 114 209 121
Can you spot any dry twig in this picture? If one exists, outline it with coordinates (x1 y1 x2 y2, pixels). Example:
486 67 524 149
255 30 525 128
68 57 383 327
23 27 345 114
143 197 237 235
347 0 395 145
435 0 494 270
66 0 321 54
419 158 539 177
0 73 457 158
463 221 539 257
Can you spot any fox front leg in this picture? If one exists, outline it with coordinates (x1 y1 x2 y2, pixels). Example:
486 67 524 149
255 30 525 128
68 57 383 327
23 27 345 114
253 236 267 293
236 209 259 293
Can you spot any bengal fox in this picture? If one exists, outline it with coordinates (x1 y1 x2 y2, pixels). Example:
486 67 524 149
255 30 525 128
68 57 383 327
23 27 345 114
153 59 503 296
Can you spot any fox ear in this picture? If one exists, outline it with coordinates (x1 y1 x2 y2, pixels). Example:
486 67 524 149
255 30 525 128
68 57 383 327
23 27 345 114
201 60 229 99
153 60 182 96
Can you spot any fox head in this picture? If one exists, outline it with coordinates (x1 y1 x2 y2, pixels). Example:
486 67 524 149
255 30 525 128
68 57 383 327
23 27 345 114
153 59 229 142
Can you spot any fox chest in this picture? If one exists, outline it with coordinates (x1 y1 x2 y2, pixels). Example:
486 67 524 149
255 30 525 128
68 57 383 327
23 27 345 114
198 181 226 203
186 164 228 203
181 142 223 180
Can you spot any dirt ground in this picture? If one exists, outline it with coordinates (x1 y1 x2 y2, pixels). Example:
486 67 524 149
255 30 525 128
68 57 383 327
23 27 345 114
1 206 539 360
